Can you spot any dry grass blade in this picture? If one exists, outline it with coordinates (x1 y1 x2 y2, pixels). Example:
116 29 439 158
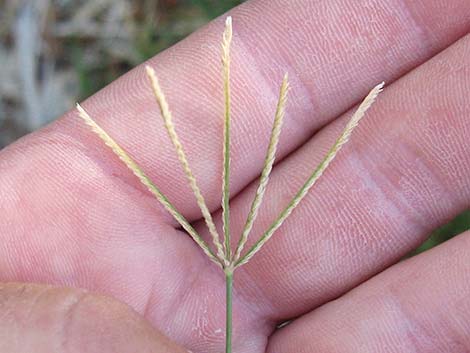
76 104 221 267
145 66 227 266
233 74 289 262
235 82 385 267
221 16 233 261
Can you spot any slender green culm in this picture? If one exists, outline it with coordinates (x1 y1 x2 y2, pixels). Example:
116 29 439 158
235 82 385 267
225 269 233 353
76 15 384 353
76 104 221 267
145 65 227 266
222 16 233 260
233 74 289 263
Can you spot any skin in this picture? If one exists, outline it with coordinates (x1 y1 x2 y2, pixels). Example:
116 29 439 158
0 0 470 351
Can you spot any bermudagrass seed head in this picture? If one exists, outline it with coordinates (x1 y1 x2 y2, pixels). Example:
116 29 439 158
77 16 384 273
76 17 384 353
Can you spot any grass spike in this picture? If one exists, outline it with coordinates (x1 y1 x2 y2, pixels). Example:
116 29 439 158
235 82 385 267
76 104 222 267
222 16 233 260
233 73 290 262
145 65 227 266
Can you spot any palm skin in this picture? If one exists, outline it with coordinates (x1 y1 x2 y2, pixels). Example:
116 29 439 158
1 0 470 352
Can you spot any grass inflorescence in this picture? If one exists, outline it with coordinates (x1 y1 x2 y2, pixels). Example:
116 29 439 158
77 16 383 353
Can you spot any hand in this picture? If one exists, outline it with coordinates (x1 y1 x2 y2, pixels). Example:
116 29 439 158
1 0 469 352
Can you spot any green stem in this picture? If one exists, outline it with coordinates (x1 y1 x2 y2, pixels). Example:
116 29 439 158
225 270 233 353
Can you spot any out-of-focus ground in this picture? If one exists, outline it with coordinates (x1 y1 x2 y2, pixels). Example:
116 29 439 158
0 0 468 255
0 0 243 147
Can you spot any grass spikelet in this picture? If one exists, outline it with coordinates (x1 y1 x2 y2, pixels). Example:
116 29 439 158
235 82 384 267
222 16 233 261
145 65 227 266
76 104 221 266
233 73 289 262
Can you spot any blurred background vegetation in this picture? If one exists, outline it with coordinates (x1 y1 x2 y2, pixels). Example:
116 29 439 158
0 0 468 255
0 0 244 146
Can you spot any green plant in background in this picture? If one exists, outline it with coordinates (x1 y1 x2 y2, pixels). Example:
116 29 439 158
69 1 247 100
409 210 470 257
132 0 246 74
77 17 383 352
133 1 246 64
191 0 245 18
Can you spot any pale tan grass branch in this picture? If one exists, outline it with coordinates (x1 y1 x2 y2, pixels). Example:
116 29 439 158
235 82 385 267
221 16 233 261
145 66 228 266
76 104 222 267
233 74 290 263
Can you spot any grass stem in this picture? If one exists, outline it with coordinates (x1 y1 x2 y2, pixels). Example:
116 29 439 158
225 270 233 353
